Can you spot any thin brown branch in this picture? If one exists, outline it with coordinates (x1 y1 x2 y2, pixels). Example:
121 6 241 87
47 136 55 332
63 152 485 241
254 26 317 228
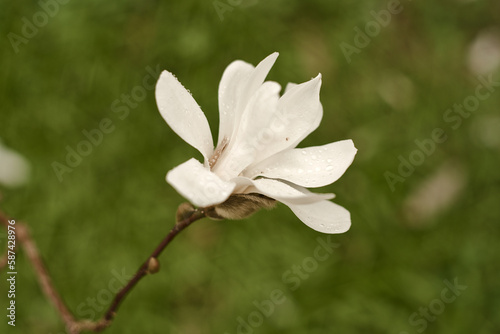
0 211 76 331
0 208 206 333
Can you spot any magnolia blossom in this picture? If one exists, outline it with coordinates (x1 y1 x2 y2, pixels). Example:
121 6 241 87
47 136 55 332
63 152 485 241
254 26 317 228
155 53 357 234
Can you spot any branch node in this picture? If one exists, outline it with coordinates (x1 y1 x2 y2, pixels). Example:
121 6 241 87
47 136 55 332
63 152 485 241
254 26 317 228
146 257 160 274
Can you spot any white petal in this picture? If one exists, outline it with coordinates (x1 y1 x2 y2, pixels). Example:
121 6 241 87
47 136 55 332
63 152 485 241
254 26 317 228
217 61 254 145
212 81 281 178
156 71 213 161
217 52 279 146
286 200 351 234
284 82 297 93
244 140 357 188
237 177 334 205
166 158 235 207
247 74 324 165
278 74 324 149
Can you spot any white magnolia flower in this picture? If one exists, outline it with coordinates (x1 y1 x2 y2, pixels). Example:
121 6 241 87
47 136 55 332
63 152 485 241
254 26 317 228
155 53 357 234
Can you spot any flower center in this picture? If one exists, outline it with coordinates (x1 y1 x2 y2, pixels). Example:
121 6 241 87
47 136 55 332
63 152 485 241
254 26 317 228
208 137 228 170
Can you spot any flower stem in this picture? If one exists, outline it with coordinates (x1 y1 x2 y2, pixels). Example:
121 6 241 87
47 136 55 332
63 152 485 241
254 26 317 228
103 208 206 321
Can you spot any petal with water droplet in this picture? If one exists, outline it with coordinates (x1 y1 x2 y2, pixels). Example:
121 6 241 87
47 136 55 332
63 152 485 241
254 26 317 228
166 158 236 207
286 200 351 234
156 71 214 161
236 177 334 205
244 140 357 188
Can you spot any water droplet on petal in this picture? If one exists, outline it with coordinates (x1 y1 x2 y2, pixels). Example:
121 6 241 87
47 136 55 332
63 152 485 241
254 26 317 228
326 165 334 171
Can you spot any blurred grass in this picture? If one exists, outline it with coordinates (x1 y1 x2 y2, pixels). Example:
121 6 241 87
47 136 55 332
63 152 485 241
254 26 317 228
1 0 500 333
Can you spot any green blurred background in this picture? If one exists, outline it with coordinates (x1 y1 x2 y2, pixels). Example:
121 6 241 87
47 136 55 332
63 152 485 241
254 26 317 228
1 0 500 333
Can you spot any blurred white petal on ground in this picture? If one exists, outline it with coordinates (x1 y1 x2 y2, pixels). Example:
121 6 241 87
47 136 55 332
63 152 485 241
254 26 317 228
403 162 467 227
0 140 30 188
467 28 500 76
